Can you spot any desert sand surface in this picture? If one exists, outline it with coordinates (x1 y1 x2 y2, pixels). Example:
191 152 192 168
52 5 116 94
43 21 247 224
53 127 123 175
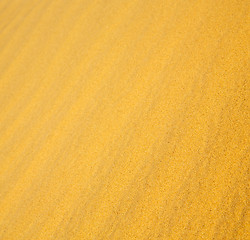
0 0 249 239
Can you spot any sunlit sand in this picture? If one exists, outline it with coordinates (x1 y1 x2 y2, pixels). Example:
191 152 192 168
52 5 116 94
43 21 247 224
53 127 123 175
0 0 249 239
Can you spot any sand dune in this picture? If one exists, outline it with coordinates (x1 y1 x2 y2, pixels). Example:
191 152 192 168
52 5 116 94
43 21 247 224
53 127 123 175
0 0 249 239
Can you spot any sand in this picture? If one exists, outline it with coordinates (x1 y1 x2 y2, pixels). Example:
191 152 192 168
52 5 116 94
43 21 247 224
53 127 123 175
0 0 249 239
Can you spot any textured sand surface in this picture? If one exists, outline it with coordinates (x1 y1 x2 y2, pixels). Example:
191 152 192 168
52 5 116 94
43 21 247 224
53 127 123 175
0 0 249 239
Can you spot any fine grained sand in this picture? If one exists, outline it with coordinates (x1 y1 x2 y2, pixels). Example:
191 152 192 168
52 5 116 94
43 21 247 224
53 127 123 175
0 0 249 239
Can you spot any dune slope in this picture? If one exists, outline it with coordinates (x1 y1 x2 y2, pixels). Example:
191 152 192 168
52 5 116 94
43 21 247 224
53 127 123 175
0 0 249 239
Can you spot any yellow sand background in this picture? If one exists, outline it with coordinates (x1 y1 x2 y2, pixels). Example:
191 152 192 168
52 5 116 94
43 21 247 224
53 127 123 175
0 0 249 239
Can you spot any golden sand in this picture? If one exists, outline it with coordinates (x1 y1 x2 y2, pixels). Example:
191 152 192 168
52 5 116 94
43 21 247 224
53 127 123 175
0 0 249 239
